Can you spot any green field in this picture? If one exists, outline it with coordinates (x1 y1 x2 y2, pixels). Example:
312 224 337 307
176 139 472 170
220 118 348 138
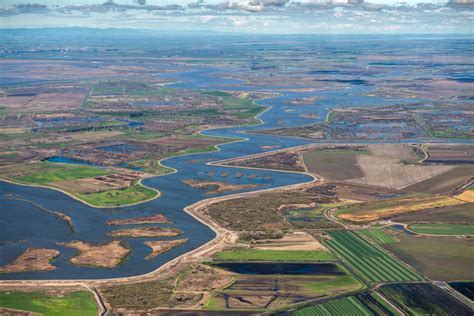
358 229 397 244
408 223 474 235
77 183 158 207
294 296 372 316
10 162 112 185
212 249 335 262
322 231 423 283
0 291 96 316
300 274 364 295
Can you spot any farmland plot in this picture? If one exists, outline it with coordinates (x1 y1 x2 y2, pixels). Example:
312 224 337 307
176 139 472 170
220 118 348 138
357 229 397 244
379 283 472 316
347 154 454 189
322 231 423 283
293 296 372 316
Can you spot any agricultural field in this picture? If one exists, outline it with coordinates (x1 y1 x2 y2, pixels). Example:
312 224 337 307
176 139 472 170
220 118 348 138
294 292 400 316
293 296 372 316
378 283 472 316
383 233 474 281
347 153 454 189
425 145 474 164
212 249 335 262
390 202 473 224
357 229 398 244
322 231 423 283
335 193 464 223
0 291 97 316
408 223 474 235
302 147 368 181
404 165 474 194
449 282 474 300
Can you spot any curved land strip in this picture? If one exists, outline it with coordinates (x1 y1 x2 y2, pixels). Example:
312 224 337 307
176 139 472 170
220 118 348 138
0 196 75 233
106 214 171 225
182 179 263 195
58 241 130 268
144 239 189 260
108 227 182 238
0 248 60 274
0 176 160 209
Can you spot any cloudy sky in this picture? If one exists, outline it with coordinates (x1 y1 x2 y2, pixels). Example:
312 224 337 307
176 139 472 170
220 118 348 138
1 0 473 34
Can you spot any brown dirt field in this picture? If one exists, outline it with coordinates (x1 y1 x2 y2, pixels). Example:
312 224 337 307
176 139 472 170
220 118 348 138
62 131 124 142
348 154 454 189
182 179 262 195
51 178 117 194
59 240 130 268
390 202 474 224
108 227 182 238
251 232 327 251
404 166 474 194
368 144 418 160
144 239 188 260
20 93 85 112
107 214 171 226
383 234 474 281
302 147 367 181
0 96 34 110
426 145 474 163
0 248 60 274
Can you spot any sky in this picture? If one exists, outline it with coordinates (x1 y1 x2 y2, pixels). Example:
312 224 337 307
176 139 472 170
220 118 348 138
0 0 473 34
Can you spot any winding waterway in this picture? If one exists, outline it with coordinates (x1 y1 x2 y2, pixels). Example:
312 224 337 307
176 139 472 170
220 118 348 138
0 67 470 280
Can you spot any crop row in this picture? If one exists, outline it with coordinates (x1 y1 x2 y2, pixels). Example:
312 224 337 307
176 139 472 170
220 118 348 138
357 229 396 244
323 231 422 283
294 296 372 316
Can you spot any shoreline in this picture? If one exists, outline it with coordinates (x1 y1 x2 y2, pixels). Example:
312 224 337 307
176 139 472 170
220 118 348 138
0 98 321 286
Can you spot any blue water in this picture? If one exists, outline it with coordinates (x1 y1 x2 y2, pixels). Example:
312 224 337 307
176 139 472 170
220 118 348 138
0 66 471 280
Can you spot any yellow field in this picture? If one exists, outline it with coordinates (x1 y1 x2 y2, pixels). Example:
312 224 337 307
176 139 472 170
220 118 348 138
339 195 465 222
455 190 474 202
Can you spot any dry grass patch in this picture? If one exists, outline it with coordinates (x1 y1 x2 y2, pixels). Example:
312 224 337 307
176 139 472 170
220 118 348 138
251 232 327 251
59 240 130 268
0 248 59 273
144 239 188 260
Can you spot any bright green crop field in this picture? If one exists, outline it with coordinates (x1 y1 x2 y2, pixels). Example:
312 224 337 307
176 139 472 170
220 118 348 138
212 249 336 262
0 291 96 316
